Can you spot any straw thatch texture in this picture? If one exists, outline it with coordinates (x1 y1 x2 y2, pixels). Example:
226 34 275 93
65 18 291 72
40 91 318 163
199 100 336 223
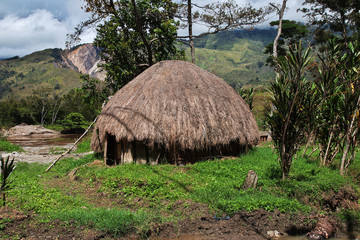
91 60 259 160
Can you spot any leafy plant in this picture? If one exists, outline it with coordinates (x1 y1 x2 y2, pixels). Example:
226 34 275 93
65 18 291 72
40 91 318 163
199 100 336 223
0 156 15 206
61 112 88 134
267 42 315 179
237 87 254 110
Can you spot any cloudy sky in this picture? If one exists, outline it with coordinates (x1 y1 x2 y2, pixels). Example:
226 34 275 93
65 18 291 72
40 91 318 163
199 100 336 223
0 0 305 59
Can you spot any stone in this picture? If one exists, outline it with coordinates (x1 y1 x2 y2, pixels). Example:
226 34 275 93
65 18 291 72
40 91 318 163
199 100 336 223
242 170 258 190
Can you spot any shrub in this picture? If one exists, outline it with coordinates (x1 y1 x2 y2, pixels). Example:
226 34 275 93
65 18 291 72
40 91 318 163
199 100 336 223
61 113 88 134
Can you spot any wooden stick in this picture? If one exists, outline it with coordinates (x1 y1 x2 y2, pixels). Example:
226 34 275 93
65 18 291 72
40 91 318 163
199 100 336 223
307 146 319 158
45 115 99 172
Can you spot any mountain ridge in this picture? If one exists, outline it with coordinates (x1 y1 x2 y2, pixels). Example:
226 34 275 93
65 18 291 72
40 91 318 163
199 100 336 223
0 28 277 100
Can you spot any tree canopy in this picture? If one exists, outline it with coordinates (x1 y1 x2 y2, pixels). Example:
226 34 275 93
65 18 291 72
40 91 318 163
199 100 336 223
301 0 360 45
69 0 184 93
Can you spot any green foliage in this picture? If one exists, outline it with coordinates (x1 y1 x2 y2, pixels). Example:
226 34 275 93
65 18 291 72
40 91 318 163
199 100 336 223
8 156 96 213
53 208 150 237
93 0 183 93
4 147 355 237
76 147 349 215
313 38 360 170
237 87 254 110
0 139 24 153
189 30 276 88
267 43 315 179
0 49 82 100
75 137 92 153
61 113 88 133
301 0 360 47
264 20 309 66
0 156 15 206
0 88 101 128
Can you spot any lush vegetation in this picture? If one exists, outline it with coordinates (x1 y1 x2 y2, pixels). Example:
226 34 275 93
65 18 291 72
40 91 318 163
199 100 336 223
3 147 358 237
0 88 101 129
0 139 24 153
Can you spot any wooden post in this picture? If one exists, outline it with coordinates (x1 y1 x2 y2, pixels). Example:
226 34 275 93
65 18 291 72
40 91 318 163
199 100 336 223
104 138 108 165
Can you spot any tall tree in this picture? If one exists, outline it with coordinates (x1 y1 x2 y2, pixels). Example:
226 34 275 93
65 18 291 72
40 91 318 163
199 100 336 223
312 38 360 173
301 0 360 46
69 0 183 93
271 0 287 61
176 0 273 63
264 19 308 66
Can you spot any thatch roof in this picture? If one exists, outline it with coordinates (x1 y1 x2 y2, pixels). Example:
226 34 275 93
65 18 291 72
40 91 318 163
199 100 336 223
91 60 259 152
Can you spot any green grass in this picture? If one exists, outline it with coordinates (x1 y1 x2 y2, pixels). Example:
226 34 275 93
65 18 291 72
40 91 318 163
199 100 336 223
53 208 152 237
76 147 350 214
74 137 92 153
0 139 24 152
5 147 359 238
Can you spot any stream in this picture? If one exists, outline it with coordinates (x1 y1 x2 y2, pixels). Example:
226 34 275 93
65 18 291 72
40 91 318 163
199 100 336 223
7 134 82 147
2 134 85 164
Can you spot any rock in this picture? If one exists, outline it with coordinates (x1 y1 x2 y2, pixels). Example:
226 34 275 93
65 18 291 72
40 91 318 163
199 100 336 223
5 124 59 137
267 230 282 238
242 170 258 190
68 168 79 181
307 215 336 240
62 44 105 80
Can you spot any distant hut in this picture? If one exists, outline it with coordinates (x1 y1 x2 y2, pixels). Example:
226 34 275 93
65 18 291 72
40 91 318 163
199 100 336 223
91 60 259 165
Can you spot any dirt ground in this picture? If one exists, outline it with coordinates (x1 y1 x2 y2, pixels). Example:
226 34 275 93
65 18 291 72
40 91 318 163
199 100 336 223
0 205 313 240
2 204 357 240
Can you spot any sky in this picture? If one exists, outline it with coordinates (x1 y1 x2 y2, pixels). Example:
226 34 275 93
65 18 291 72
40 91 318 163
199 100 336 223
0 0 306 59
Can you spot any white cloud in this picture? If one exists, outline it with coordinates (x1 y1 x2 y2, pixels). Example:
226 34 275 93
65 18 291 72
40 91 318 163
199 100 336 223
0 0 306 58
0 10 68 57
0 0 93 58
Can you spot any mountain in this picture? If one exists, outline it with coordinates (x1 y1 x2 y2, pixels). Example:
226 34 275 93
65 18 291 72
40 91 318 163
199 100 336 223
0 44 104 99
0 29 276 100
61 44 105 80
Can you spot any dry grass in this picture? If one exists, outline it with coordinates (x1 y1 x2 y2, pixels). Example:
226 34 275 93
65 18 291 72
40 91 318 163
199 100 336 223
92 60 259 155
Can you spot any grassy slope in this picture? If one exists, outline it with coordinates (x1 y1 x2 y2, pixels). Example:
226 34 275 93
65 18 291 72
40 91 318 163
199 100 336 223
0 49 81 99
186 29 276 88
6 146 358 237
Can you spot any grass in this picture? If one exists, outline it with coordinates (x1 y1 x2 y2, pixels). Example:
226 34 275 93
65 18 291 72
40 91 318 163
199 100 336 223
74 136 92 153
53 208 153 237
4 147 359 238
0 139 24 152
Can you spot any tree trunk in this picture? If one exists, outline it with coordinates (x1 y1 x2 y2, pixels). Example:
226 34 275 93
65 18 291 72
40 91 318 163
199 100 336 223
131 0 153 66
273 0 287 61
187 0 195 63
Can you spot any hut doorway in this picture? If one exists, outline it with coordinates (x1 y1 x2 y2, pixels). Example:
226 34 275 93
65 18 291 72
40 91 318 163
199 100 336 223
105 135 119 165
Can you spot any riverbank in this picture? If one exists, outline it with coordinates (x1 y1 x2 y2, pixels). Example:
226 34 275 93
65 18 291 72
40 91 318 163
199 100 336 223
0 147 359 239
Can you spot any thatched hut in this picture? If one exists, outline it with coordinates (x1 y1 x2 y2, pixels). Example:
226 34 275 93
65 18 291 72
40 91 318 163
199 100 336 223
91 60 259 165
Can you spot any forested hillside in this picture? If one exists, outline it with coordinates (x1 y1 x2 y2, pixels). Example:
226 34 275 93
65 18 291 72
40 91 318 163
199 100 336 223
189 29 276 88
0 49 81 99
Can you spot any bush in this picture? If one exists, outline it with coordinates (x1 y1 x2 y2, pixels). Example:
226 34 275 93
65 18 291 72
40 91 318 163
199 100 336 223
61 113 88 134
